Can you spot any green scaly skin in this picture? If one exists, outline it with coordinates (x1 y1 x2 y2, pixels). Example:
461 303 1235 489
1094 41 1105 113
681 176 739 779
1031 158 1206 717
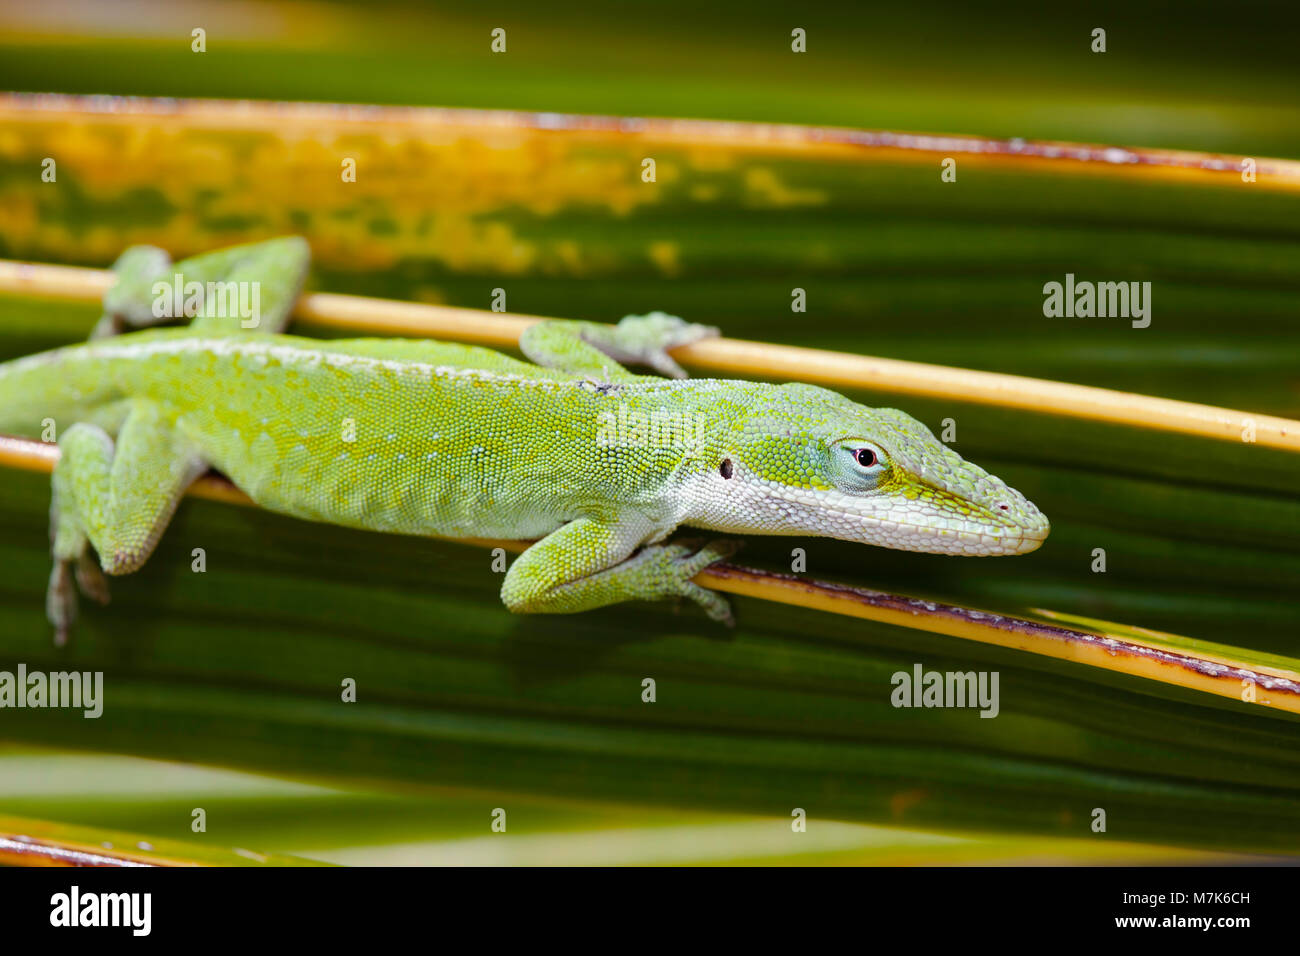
0 238 1050 644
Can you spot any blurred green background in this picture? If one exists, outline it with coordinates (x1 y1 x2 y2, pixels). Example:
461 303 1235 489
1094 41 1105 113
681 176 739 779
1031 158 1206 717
2 0 1299 155
0 0 1297 865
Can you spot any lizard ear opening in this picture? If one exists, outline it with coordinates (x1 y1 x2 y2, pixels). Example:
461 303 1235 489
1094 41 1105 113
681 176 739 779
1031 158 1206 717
719 458 733 479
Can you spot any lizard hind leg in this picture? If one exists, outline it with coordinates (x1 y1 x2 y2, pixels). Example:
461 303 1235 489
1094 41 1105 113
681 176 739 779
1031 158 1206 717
180 236 310 335
46 404 207 646
93 236 312 340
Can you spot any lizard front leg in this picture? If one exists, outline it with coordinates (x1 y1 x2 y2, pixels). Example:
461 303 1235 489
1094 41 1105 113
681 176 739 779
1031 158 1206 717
47 402 207 645
500 516 741 624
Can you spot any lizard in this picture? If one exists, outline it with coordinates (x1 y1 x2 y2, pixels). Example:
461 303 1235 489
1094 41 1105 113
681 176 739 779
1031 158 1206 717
0 237 1050 644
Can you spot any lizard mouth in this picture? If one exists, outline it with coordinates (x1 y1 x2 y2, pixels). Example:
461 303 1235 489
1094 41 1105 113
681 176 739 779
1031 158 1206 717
1002 524 1050 555
781 496 1051 556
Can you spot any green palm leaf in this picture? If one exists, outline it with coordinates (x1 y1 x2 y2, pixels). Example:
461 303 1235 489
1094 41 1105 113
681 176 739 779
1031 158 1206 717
0 15 1298 860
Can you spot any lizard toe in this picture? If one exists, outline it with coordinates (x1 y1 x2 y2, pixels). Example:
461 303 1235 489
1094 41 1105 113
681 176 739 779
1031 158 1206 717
678 537 743 576
679 581 735 626
75 550 112 605
45 562 78 647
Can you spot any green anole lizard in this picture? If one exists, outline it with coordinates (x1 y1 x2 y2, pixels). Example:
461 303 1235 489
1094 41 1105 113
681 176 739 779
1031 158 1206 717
0 238 1049 644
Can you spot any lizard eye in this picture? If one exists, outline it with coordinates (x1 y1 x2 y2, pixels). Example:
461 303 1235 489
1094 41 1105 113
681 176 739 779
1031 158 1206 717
842 442 889 480
832 440 890 490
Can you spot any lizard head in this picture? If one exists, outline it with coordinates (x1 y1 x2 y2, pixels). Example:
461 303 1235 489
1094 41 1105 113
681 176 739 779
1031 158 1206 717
694 383 1049 556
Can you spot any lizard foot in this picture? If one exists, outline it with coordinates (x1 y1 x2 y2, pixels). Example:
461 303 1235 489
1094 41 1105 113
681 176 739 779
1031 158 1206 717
92 245 174 339
611 311 719 378
46 550 112 646
656 537 743 626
